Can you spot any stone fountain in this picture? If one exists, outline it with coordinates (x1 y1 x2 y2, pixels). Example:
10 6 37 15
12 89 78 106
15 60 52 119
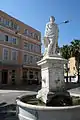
16 16 80 120
36 16 72 106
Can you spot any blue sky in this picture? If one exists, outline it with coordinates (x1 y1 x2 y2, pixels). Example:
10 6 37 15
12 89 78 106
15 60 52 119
0 0 80 52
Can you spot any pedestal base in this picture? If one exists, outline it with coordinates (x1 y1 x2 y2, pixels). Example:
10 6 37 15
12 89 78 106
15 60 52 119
37 56 67 103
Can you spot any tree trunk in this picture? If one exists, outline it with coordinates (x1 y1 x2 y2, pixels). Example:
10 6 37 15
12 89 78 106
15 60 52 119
76 59 80 83
66 65 69 83
77 65 80 83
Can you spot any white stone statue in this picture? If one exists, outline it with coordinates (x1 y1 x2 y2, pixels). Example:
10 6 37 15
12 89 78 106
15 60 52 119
44 16 59 56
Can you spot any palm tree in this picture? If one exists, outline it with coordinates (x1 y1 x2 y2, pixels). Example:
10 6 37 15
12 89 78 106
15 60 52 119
60 45 71 82
70 39 80 82
60 45 71 59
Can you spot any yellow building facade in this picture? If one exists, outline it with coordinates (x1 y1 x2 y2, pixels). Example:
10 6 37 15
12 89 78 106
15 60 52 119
68 57 77 76
0 10 41 85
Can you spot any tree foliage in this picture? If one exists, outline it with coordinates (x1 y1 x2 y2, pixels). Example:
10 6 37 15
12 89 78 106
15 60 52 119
70 40 80 71
61 39 80 62
60 45 71 59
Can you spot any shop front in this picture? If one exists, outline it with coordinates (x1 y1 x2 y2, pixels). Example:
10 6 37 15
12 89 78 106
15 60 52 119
0 63 22 85
22 65 41 85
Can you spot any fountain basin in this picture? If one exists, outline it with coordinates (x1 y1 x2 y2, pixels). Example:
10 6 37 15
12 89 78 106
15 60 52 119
16 93 80 120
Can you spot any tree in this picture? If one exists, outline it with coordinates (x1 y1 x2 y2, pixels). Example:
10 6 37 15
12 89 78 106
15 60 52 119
70 39 80 82
60 45 71 59
60 45 71 82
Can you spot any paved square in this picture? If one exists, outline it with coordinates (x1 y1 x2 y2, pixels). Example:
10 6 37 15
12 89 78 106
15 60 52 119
0 90 36 120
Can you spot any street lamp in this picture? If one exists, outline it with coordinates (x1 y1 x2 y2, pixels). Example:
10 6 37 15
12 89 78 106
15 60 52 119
58 20 70 25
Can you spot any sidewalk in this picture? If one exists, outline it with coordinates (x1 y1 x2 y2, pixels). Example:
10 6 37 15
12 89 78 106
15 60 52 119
65 82 80 90
0 84 41 92
0 82 80 91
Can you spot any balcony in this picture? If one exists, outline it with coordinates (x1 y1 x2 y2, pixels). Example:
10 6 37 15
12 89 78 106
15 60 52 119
0 60 22 67
0 24 41 45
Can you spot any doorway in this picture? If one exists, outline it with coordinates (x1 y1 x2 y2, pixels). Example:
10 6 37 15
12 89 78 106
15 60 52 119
1 70 8 84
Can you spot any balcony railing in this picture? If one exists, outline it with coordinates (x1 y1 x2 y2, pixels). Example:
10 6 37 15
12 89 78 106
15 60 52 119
0 24 41 44
0 59 22 67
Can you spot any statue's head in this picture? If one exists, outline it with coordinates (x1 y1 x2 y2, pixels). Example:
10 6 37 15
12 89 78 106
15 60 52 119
49 16 55 23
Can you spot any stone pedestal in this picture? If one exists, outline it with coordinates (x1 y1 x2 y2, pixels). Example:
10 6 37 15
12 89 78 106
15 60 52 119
37 56 67 103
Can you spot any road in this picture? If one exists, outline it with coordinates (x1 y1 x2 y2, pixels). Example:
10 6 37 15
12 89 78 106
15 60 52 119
0 90 36 104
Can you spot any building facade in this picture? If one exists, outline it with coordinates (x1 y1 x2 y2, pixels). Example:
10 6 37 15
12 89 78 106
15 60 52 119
0 10 41 85
68 57 77 76
64 57 77 77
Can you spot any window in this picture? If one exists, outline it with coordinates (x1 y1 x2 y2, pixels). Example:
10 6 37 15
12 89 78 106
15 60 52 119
24 54 27 63
34 45 37 52
14 24 17 30
38 36 40 40
6 20 9 26
34 33 38 40
29 32 33 37
31 44 34 51
11 21 14 28
28 55 33 64
12 70 16 83
4 19 9 26
17 26 20 31
5 35 8 42
36 45 41 53
24 42 29 50
3 19 6 25
23 71 27 78
35 56 39 63
24 29 29 35
28 43 30 51
30 33 33 37
3 48 9 60
9 21 12 27
29 71 33 79
30 56 33 64
35 72 38 79
12 37 16 44
36 45 38 53
0 16 3 23
11 50 17 61
0 17 20 30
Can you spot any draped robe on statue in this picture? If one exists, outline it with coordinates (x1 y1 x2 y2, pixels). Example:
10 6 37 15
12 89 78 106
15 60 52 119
44 22 59 56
